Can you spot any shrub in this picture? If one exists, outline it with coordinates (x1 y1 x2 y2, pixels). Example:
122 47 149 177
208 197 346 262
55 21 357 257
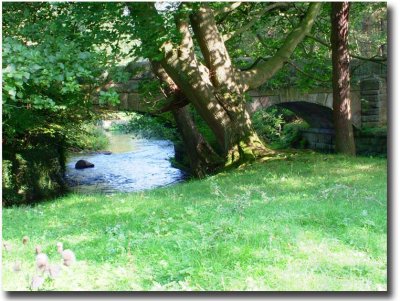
273 121 309 149
2 134 66 206
68 123 109 152
252 108 286 143
112 113 178 141
2 38 117 205
252 107 309 149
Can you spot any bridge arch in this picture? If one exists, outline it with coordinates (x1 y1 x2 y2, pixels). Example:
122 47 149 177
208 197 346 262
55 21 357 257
274 101 333 129
246 87 362 129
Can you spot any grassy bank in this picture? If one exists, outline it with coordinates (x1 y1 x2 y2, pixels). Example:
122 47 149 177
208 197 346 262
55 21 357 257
2 152 387 291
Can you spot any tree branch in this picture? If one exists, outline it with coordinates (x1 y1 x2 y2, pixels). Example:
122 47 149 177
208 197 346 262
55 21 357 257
190 5 236 90
239 57 330 83
214 2 241 17
286 60 331 83
223 2 289 42
241 2 322 91
149 61 189 114
306 34 387 64
239 56 270 71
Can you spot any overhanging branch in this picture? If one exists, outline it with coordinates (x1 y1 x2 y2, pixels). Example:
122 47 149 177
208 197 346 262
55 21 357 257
239 57 330 83
241 2 322 91
214 2 241 17
306 34 387 64
223 2 289 42
286 61 331 83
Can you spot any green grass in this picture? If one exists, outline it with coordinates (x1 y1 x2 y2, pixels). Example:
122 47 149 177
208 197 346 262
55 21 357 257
2 152 387 291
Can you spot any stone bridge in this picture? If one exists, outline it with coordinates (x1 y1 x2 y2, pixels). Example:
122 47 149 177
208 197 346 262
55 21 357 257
95 60 387 153
246 76 387 130
98 75 386 129
246 87 362 128
245 76 387 153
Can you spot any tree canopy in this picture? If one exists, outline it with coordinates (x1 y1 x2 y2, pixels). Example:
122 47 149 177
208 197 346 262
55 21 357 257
2 2 387 179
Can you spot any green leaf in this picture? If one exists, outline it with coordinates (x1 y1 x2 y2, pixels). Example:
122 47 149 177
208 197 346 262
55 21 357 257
8 89 17 99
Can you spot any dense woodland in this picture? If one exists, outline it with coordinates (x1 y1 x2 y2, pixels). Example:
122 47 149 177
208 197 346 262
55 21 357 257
2 2 387 204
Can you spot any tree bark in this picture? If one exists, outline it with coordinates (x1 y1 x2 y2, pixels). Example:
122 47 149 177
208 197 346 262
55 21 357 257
331 2 356 155
155 12 272 165
151 61 223 177
134 2 321 170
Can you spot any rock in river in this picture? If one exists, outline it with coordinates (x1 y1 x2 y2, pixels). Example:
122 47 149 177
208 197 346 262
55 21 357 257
75 160 95 169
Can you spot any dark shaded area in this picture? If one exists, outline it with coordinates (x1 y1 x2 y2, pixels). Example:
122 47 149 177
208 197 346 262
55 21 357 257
276 102 334 129
2 134 67 206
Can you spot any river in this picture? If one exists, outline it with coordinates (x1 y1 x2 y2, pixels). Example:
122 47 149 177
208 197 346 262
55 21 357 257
64 131 186 194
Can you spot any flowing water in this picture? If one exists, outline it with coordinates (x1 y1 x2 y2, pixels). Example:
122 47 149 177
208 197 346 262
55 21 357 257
65 131 186 194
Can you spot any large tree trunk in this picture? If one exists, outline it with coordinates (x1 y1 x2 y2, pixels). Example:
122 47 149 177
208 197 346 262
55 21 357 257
151 61 223 176
134 2 321 171
331 2 356 155
189 6 275 165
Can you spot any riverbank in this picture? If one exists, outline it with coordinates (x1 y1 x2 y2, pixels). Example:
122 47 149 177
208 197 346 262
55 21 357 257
65 133 185 194
2 152 387 291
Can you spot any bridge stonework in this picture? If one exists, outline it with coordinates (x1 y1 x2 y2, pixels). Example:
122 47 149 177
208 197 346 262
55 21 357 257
247 86 362 128
99 61 387 154
359 77 387 127
247 75 387 155
297 76 387 154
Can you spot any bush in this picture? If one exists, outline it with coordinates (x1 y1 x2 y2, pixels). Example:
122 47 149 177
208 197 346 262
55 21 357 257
2 134 66 206
112 113 178 141
252 108 287 143
273 121 309 149
2 38 118 205
252 107 308 149
69 123 109 152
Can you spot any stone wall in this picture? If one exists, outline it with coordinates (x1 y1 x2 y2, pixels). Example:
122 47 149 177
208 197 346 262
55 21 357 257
355 131 387 155
360 77 387 127
301 128 335 152
300 75 387 155
301 127 387 155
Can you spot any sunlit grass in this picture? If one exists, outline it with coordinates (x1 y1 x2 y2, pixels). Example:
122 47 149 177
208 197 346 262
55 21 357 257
2 152 387 291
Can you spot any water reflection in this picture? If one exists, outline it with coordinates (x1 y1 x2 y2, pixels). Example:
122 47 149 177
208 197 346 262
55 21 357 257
65 132 186 194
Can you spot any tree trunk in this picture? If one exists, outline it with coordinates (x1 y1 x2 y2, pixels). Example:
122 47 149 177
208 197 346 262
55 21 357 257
189 6 275 165
172 105 223 177
135 2 321 170
331 2 356 155
150 61 223 177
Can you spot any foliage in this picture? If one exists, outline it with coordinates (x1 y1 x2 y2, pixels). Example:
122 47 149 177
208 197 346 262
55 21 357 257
2 153 387 290
112 113 178 141
2 19 117 204
2 136 66 206
69 124 109 152
349 2 387 58
275 121 309 149
251 108 309 149
2 37 114 145
226 2 386 91
358 126 387 136
252 108 286 143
